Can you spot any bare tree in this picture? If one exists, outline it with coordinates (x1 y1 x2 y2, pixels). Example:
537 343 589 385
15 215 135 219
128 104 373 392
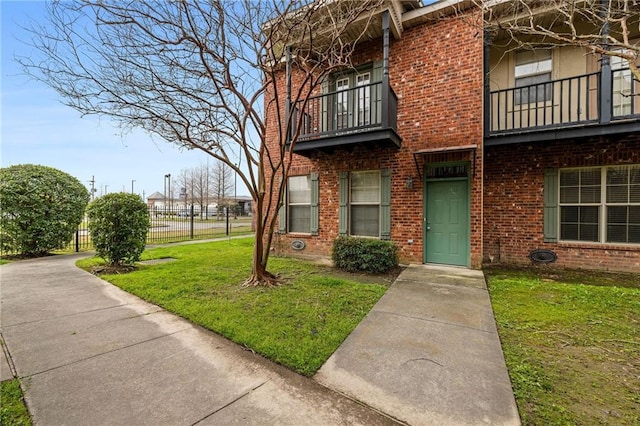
478 0 640 80
174 163 216 217
174 168 193 213
20 0 383 286
210 160 234 216
190 163 211 217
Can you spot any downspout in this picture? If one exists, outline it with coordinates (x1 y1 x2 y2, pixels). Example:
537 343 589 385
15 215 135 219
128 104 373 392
382 10 390 128
285 45 293 144
599 0 612 124
483 30 492 140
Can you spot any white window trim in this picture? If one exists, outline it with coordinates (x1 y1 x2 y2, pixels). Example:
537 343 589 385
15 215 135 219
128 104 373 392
287 175 312 234
558 165 640 244
349 170 381 238
514 50 553 105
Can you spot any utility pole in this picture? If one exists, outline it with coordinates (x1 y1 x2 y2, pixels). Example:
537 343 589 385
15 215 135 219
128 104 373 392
131 179 136 194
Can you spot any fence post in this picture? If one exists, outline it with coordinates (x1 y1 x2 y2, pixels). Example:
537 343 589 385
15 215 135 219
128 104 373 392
75 231 79 252
226 207 229 236
190 205 194 239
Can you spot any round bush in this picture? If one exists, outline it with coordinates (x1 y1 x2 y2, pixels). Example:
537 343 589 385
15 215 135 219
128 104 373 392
332 236 398 274
0 164 90 256
87 192 150 265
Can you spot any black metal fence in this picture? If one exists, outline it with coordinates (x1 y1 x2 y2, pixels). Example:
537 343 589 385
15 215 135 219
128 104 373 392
67 205 253 252
292 81 398 141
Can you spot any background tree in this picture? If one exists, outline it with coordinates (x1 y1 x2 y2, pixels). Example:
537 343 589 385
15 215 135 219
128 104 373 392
477 0 640 80
0 164 89 256
210 161 234 217
20 0 384 285
174 168 194 213
87 192 150 266
190 163 212 217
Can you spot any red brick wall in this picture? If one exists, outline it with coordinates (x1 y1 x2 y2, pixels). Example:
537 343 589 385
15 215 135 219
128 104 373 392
483 135 640 273
266 11 485 267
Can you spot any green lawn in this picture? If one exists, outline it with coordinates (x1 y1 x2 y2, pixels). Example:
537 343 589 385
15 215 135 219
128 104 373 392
76 238 389 376
1 380 32 426
75 241 640 423
485 267 640 425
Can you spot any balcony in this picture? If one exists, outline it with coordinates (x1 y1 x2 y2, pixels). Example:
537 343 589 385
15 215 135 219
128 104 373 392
289 81 401 155
487 68 640 145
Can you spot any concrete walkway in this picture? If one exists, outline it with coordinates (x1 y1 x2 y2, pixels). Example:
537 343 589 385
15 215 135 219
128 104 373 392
1 255 520 425
316 264 521 426
0 254 394 425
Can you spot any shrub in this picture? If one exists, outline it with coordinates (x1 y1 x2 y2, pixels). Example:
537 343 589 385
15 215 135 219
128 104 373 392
0 164 89 256
87 192 150 265
332 236 398 274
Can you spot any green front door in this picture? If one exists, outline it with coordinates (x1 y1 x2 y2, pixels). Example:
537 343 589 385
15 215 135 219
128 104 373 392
424 179 469 266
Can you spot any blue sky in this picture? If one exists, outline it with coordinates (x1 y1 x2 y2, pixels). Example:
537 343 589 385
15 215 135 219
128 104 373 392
1 1 241 199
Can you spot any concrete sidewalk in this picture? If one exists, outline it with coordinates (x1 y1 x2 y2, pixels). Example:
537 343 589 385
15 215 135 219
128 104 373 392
0 254 395 425
315 264 521 426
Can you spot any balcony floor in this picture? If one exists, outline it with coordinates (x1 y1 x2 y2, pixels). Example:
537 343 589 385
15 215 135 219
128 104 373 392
486 117 640 146
291 127 402 155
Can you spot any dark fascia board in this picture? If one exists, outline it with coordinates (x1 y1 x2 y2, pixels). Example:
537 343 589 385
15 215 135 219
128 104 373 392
292 127 402 153
486 120 640 146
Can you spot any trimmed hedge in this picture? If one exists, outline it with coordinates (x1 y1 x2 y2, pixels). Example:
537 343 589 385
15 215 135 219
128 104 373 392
87 192 150 265
332 236 398 274
0 164 89 256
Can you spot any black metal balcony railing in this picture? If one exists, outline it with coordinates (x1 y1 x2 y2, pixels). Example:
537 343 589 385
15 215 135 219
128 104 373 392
291 81 398 142
489 68 639 136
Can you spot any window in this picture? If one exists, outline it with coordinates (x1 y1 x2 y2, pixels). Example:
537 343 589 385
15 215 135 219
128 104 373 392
350 171 380 237
339 169 391 240
325 62 382 132
287 175 312 233
606 166 640 243
515 50 552 105
611 53 633 117
356 73 371 126
550 165 640 244
559 168 601 242
335 78 349 130
279 173 319 235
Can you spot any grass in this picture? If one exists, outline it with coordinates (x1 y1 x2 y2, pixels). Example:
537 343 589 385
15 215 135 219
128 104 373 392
76 238 390 376
485 266 640 425
50 223 254 255
0 380 32 426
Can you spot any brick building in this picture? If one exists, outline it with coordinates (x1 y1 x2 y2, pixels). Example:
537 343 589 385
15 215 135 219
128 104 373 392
265 0 640 273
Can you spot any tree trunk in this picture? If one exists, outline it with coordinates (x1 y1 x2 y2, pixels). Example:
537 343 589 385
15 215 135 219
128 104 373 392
242 197 279 287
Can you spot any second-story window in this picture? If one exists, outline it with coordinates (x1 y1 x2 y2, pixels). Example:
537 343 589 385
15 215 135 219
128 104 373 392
515 50 552 105
336 78 349 130
356 73 371 126
325 62 381 133
611 53 633 117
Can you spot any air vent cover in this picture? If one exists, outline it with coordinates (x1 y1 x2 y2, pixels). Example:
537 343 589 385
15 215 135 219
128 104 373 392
291 240 306 251
529 249 557 264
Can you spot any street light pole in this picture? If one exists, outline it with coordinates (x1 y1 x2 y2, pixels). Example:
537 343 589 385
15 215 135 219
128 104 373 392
164 173 171 213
